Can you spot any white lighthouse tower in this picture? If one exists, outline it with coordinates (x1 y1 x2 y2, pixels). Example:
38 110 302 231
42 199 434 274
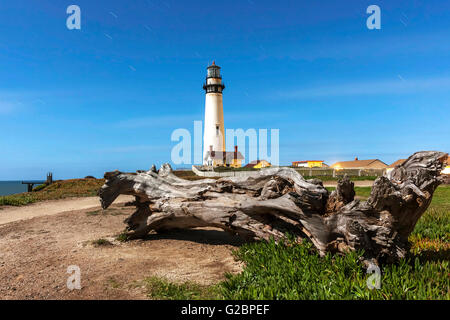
203 61 226 165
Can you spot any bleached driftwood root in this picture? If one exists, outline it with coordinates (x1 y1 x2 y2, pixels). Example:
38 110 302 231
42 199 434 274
99 151 447 265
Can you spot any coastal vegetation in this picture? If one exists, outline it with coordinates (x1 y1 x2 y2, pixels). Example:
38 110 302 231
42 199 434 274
92 238 113 247
0 178 105 206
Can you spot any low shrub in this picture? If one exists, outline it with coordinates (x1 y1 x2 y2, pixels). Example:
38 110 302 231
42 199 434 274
92 238 113 246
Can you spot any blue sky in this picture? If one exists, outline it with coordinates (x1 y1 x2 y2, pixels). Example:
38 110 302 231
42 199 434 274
1 0 449 179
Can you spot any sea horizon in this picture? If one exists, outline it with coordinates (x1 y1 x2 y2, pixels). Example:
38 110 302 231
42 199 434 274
0 180 44 196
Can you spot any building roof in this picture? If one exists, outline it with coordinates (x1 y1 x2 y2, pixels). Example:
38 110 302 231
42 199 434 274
292 160 324 164
204 150 244 161
330 159 387 169
208 60 220 68
244 160 270 168
387 159 406 168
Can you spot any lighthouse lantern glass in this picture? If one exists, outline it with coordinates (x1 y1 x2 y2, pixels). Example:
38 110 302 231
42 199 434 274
207 67 220 78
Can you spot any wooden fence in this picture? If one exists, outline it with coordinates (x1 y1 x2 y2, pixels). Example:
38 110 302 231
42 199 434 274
192 165 386 178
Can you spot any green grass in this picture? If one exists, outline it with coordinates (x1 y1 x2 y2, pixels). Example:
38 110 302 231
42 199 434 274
220 238 449 300
428 186 450 211
412 208 450 242
116 232 129 242
304 176 378 181
143 276 222 300
410 187 450 243
354 187 372 199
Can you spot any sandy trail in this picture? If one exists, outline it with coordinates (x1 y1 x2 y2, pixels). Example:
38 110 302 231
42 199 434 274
0 195 134 225
322 180 374 188
0 200 243 299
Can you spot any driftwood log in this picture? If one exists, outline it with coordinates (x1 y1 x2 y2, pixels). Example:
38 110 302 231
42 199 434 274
99 151 447 265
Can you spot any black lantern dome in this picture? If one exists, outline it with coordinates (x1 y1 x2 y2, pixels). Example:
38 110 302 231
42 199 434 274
203 61 225 94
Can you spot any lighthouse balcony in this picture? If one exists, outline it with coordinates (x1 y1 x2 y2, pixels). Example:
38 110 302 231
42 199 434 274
203 82 225 93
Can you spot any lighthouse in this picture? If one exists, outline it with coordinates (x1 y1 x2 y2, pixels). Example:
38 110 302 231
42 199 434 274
203 61 226 165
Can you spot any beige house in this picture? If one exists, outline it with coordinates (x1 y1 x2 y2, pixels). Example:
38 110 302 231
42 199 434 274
203 146 244 168
331 157 387 170
292 160 327 168
244 160 271 169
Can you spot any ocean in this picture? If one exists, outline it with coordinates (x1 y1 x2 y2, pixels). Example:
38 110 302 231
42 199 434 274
0 181 29 196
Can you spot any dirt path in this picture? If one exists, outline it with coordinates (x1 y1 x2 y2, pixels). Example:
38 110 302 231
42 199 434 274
0 195 134 225
322 180 374 187
0 198 243 299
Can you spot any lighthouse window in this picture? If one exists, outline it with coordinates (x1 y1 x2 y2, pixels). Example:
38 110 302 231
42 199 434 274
208 68 220 78
216 125 219 136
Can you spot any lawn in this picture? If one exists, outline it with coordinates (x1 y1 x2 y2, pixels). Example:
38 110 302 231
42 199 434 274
304 176 378 181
